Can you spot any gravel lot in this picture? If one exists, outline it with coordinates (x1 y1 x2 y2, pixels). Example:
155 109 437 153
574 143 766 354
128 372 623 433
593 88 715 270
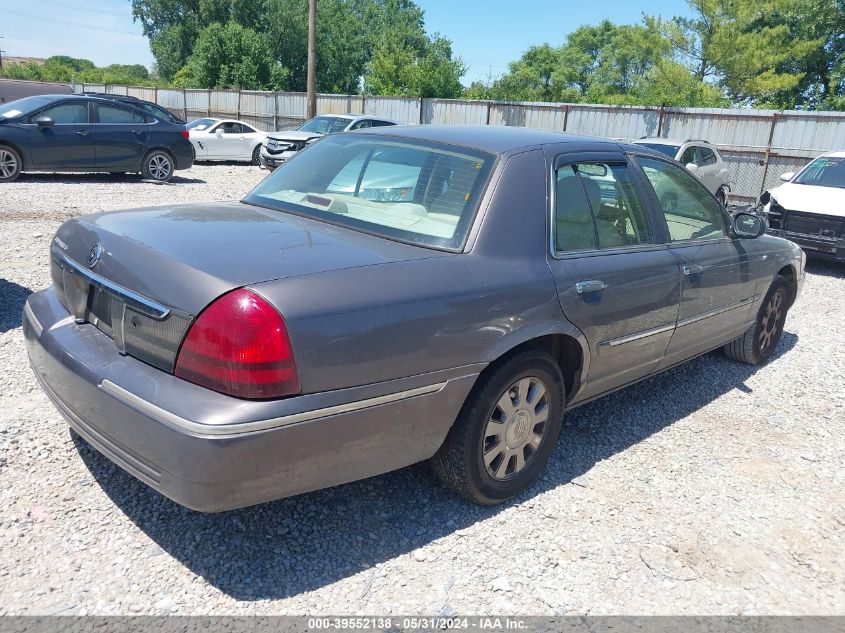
1 164 843 616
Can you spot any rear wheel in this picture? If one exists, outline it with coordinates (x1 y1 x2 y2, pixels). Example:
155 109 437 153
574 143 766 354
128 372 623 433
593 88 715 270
431 350 564 504
142 150 174 182
251 144 262 165
0 146 22 182
724 275 789 365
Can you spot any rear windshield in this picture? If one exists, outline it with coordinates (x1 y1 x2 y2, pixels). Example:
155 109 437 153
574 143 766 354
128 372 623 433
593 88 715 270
634 143 679 158
244 134 496 250
793 156 845 188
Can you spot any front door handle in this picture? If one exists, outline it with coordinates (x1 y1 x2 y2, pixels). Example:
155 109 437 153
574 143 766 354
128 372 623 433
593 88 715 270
76 130 89 136
683 264 704 276
576 280 607 294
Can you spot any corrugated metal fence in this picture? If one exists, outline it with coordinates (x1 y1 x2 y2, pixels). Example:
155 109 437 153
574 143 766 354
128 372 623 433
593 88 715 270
74 83 845 203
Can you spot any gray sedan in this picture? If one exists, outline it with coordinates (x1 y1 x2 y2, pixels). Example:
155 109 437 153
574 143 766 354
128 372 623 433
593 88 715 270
24 126 805 511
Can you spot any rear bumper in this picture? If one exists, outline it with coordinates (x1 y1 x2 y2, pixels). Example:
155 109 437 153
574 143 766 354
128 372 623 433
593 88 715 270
24 287 478 511
767 228 845 262
172 139 194 171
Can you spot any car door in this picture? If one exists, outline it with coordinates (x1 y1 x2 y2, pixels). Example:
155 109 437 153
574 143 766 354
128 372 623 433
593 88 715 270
636 155 758 371
24 100 95 169
207 122 246 158
90 102 151 170
546 150 682 402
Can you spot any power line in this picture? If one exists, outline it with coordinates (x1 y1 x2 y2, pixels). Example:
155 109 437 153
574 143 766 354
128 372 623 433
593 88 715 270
37 0 130 17
4 8 143 37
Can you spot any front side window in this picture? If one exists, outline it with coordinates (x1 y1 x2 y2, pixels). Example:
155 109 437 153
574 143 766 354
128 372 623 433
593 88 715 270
217 122 242 134
554 161 653 253
244 135 494 250
793 156 845 188
639 157 728 242
699 147 717 166
38 102 89 124
350 120 372 130
680 146 697 165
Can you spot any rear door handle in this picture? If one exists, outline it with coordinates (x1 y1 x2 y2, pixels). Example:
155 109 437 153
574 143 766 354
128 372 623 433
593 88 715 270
76 130 89 136
576 280 607 294
683 264 703 276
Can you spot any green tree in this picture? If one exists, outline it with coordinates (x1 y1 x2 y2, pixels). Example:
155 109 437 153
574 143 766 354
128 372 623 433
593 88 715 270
650 0 818 104
179 21 287 89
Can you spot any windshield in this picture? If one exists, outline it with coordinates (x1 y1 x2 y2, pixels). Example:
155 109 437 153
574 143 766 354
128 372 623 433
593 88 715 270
187 118 216 131
0 95 54 119
244 135 496 250
298 116 351 135
793 156 845 188
634 142 680 158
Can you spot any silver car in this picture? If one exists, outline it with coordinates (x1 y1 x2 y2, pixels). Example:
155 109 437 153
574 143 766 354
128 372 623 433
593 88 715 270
633 138 731 205
259 114 396 169
25 126 804 511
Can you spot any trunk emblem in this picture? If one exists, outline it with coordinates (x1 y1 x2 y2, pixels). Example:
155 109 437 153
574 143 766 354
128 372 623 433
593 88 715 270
87 242 104 268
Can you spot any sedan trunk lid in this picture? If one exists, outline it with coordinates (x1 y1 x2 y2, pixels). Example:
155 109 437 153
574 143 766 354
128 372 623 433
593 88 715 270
51 201 441 372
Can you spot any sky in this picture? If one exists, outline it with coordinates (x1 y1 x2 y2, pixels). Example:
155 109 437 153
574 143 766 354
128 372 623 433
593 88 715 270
2 0 694 84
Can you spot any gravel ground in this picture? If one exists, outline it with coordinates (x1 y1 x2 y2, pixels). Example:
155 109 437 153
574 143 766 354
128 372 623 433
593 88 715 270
1 164 843 616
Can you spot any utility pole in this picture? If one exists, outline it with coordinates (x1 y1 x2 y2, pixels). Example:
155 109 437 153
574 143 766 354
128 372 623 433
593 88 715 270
0 36 5 69
306 0 317 119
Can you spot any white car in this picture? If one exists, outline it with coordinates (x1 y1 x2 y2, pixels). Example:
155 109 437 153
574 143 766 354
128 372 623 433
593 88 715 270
186 118 267 164
633 138 731 204
260 114 396 169
760 151 845 261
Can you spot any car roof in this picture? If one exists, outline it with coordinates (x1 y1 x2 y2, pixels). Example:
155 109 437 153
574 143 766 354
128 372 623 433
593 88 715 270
353 125 618 154
822 151 845 158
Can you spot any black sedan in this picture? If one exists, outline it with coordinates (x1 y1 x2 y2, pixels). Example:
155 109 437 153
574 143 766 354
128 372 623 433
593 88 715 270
0 94 194 182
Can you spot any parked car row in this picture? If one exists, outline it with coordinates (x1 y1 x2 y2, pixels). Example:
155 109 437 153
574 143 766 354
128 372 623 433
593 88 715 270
0 94 194 183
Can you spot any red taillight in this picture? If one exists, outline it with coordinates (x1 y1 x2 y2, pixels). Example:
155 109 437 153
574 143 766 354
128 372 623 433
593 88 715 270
174 289 300 399
181 129 190 139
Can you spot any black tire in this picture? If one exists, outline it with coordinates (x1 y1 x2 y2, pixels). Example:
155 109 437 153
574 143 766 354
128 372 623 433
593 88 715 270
142 150 174 182
431 349 565 504
715 187 727 206
251 144 262 166
724 275 789 365
0 145 23 183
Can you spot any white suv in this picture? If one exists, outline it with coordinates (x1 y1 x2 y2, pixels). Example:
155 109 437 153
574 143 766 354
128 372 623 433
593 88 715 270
633 138 731 205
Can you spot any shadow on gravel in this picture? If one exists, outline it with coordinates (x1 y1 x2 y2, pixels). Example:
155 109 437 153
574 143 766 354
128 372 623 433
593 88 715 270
74 332 798 601
0 279 33 333
14 173 206 185
804 258 845 279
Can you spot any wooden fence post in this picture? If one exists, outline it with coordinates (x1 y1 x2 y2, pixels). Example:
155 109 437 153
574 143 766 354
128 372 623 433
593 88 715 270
656 104 666 137
207 89 212 117
182 88 188 121
562 104 570 132
758 113 780 198
273 91 279 131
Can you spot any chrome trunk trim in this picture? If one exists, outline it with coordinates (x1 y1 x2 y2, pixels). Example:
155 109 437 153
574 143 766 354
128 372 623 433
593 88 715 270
100 379 448 436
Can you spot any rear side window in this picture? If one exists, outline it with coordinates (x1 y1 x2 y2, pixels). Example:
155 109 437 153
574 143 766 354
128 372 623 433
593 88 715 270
370 120 396 128
554 161 653 253
38 102 89 124
97 104 145 124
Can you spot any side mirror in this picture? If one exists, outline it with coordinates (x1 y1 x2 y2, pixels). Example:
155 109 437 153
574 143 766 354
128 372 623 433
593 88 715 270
685 162 698 172
35 116 54 128
779 171 795 182
733 212 766 238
